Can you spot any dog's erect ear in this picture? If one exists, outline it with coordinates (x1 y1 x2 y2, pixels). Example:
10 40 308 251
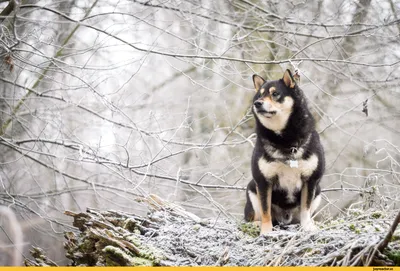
293 70 300 84
252 74 265 92
282 69 296 88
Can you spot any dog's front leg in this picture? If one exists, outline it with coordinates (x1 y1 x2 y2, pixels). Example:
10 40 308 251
300 181 317 232
256 181 273 235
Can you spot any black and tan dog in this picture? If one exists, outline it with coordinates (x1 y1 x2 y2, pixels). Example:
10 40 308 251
244 69 325 235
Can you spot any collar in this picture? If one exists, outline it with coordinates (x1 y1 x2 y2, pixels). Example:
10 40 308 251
263 134 311 163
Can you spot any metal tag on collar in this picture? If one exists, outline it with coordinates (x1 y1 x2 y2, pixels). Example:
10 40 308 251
289 160 299 168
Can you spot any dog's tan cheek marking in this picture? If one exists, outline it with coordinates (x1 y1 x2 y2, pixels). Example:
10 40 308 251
280 96 294 111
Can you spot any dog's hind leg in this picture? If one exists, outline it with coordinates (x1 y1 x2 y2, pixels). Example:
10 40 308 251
244 193 255 222
310 194 321 216
244 180 261 222
300 186 315 231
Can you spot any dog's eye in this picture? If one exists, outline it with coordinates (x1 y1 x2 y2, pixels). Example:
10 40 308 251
272 92 280 98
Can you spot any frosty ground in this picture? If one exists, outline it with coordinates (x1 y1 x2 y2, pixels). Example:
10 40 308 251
26 195 400 266
142 208 399 266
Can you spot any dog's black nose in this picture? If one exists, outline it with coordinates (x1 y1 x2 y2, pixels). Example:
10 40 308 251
254 101 263 108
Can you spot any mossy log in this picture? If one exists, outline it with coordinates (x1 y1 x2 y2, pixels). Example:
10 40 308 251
60 208 164 266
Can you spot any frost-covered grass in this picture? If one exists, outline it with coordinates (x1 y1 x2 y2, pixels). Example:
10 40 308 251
26 203 400 266
143 208 399 266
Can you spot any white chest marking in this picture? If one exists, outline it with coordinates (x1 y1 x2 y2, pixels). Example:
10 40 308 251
258 155 318 201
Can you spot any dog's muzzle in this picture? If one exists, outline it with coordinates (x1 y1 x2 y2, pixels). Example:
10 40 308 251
254 100 276 117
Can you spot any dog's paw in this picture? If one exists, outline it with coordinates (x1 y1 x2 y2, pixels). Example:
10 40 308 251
260 222 273 235
301 221 318 232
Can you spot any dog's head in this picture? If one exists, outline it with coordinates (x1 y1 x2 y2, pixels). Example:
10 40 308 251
252 69 299 133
